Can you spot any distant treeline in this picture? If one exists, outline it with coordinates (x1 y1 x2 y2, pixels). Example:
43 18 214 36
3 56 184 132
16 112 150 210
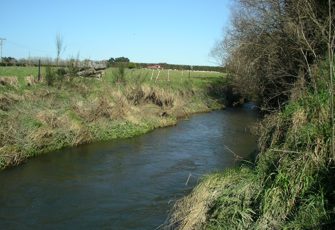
108 57 226 72
137 63 225 72
0 56 225 72
0 57 107 68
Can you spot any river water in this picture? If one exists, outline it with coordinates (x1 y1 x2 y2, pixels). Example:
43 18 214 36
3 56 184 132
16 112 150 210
0 105 259 229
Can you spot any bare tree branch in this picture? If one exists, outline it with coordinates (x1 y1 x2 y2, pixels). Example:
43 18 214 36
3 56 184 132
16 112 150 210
56 33 65 66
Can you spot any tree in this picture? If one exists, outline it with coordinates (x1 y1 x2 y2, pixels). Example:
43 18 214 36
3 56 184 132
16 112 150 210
114 57 130 63
108 57 130 67
1 57 17 65
108 57 115 64
212 0 334 110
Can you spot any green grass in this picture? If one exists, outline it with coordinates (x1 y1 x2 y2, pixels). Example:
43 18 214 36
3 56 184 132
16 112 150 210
103 67 225 89
0 66 46 86
169 167 261 230
0 66 223 80
0 66 43 77
0 66 226 170
0 66 225 90
0 66 46 88
169 62 334 229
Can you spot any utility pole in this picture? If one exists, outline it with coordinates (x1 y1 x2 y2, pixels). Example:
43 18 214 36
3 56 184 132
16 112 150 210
0 38 6 63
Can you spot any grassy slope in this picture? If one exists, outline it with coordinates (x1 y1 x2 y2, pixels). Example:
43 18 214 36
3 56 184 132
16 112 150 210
0 66 225 170
169 65 334 229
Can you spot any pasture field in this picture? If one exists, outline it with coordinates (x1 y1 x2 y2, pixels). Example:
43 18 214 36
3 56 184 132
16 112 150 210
0 66 45 77
0 66 224 88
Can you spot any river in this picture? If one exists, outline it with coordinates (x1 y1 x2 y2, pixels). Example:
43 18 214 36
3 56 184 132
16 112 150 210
0 105 258 229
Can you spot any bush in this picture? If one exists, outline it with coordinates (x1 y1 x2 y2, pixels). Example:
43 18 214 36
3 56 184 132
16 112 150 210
127 62 137 69
113 64 126 84
45 66 55 86
57 67 67 76
212 0 333 110
67 59 79 77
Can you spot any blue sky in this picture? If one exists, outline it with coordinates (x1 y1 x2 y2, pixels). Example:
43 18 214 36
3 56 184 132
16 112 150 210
2 0 232 66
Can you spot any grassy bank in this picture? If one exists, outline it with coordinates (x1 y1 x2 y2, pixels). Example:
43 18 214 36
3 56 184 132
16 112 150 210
0 66 225 170
168 64 334 229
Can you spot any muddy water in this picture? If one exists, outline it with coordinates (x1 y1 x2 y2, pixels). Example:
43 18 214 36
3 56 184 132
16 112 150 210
0 105 259 229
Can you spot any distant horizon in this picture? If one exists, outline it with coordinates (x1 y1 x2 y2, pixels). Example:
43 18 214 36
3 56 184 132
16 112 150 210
2 0 232 67
2 56 224 67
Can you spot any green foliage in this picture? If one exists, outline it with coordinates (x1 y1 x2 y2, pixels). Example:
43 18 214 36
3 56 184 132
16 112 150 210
56 67 67 76
112 64 126 83
108 57 130 67
127 62 137 69
0 57 17 66
114 57 130 63
170 60 333 229
89 121 153 141
205 168 260 230
108 57 115 64
45 65 55 86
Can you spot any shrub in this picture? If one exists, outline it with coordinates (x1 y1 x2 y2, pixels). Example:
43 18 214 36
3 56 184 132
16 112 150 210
113 64 126 84
45 66 55 86
127 62 137 69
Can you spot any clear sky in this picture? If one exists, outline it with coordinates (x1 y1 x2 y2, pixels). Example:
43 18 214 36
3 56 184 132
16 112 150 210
1 0 232 66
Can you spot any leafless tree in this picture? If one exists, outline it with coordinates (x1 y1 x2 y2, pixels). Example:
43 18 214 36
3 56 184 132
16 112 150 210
56 34 65 66
212 0 334 111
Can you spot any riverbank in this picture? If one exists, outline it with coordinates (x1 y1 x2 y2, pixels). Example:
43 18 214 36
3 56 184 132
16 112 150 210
168 63 334 229
0 67 225 170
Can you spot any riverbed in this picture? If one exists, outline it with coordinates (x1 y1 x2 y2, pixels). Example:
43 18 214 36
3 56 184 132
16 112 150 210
0 106 258 229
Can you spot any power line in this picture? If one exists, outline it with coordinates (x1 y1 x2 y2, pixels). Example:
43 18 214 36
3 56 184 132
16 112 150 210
6 40 52 54
2 39 53 59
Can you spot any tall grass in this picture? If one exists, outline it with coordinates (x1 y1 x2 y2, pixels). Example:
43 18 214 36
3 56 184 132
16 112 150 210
0 67 225 170
168 62 334 229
